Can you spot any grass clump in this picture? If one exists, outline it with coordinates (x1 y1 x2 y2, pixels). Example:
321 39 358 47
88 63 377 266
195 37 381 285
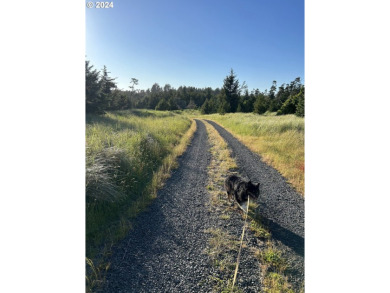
86 110 195 291
205 228 239 273
209 276 243 293
258 245 288 273
199 113 304 195
85 257 111 292
263 272 294 293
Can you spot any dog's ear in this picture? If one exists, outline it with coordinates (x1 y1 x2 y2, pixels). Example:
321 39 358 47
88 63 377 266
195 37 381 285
256 183 260 188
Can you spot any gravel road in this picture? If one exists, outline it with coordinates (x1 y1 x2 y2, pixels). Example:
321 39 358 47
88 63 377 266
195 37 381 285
99 119 304 292
206 120 305 287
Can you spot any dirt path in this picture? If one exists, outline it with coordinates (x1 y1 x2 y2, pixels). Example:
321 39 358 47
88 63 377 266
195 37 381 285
99 119 304 292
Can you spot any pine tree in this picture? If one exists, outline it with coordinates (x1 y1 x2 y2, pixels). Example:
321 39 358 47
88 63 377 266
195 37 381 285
201 99 212 114
253 93 269 115
86 60 103 114
295 87 305 117
221 69 240 113
99 66 117 109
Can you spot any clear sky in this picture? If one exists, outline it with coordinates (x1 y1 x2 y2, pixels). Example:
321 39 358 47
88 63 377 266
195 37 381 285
86 0 304 91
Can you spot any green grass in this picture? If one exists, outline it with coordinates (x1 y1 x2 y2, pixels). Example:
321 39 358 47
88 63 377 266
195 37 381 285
263 272 294 293
204 228 239 273
197 113 304 195
86 110 195 291
258 246 288 274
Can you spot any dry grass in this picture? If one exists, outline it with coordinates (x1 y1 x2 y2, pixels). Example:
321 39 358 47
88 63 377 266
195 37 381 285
198 113 304 195
205 228 240 272
204 228 243 293
149 118 197 196
202 119 237 210
263 272 294 293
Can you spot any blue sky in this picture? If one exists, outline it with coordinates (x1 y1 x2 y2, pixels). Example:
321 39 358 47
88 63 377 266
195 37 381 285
86 0 304 91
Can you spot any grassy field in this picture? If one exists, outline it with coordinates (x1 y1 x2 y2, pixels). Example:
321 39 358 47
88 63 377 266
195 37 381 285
85 110 195 290
198 112 304 195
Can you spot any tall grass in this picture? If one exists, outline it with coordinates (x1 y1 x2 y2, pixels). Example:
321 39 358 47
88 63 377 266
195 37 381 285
86 110 193 260
201 113 304 195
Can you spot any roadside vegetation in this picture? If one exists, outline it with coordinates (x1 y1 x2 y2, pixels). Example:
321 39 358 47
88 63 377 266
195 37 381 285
201 113 304 195
86 109 195 291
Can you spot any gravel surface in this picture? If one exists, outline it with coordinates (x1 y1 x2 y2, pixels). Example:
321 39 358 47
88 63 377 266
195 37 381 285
99 119 304 292
100 120 261 293
206 120 305 287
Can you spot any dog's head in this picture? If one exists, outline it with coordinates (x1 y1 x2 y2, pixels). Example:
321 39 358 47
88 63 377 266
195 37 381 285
246 180 260 199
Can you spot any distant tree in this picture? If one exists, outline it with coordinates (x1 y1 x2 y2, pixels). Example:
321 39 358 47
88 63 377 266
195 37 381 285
277 87 305 116
200 99 212 114
129 78 139 92
155 98 170 111
109 89 129 110
237 89 254 112
100 66 117 95
85 60 102 114
268 80 279 112
151 83 162 93
221 69 240 113
163 84 172 92
186 99 197 109
295 87 305 117
273 83 289 111
98 65 117 109
253 93 269 115
167 97 179 110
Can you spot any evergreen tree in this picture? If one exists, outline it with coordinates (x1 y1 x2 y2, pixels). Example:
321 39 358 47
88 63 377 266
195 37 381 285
186 99 197 109
99 66 117 95
295 87 305 117
98 65 117 110
85 60 104 114
167 97 179 110
277 87 304 116
268 80 279 112
253 93 269 114
201 99 212 114
221 69 240 113
237 89 254 112
155 98 170 111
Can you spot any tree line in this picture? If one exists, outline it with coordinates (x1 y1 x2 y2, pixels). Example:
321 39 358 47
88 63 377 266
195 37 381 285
86 60 304 117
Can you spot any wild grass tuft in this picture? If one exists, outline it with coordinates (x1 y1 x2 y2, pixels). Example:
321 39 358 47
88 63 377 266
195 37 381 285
263 272 294 293
209 276 243 293
258 245 288 274
205 228 239 273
